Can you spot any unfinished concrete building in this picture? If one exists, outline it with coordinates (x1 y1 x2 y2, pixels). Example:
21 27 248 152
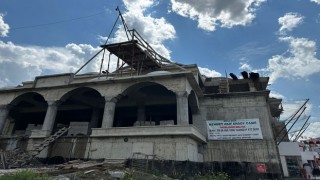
0 27 284 177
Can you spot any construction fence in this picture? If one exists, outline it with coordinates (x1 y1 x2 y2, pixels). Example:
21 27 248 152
129 153 282 180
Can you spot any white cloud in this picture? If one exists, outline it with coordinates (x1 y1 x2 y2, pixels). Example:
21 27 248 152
239 62 253 71
269 91 285 99
170 0 266 31
0 0 176 88
105 0 176 59
0 77 10 88
311 0 320 5
281 100 312 123
274 97 316 139
299 122 320 139
198 67 221 77
278 13 304 34
0 14 9 37
265 37 320 83
0 41 106 87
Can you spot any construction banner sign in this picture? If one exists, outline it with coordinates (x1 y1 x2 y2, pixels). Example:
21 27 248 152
206 119 263 140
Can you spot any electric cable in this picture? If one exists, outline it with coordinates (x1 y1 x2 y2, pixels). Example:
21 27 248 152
11 11 105 30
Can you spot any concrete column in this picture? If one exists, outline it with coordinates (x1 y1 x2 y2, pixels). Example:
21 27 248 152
137 102 146 124
42 101 59 132
176 91 189 125
0 105 10 135
101 97 117 128
90 108 100 129
248 81 257 91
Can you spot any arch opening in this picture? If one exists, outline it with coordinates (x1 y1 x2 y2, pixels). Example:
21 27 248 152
114 82 177 127
8 92 47 135
55 87 105 135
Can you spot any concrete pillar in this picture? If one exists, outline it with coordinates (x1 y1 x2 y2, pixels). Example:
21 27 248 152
248 81 257 91
101 97 117 128
176 91 189 125
137 102 146 124
90 108 100 129
42 101 59 132
0 105 10 135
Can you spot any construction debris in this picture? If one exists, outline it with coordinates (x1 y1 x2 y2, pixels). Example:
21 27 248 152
109 171 125 179
84 169 95 174
0 158 177 180
3 127 70 169
56 160 103 170
55 159 125 170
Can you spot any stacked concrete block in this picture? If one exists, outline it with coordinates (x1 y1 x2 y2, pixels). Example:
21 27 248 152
159 120 174 126
143 121 155 126
133 121 155 126
13 130 25 135
133 121 141 126
68 122 89 136
25 124 42 136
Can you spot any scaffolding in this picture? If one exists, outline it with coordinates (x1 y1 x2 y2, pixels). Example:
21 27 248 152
75 6 185 77
100 29 170 75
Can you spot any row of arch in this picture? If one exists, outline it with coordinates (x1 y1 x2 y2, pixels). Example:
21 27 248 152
0 82 199 136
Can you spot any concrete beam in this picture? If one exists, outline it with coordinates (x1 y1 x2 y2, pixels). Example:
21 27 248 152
91 125 207 143
70 95 104 109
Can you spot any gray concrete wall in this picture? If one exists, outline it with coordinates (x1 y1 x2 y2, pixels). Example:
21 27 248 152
194 94 274 140
49 137 89 159
203 139 278 163
0 135 203 162
34 73 74 88
86 136 203 162
0 74 192 106
192 93 280 166
26 138 49 158
0 137 24 151
0 135 201 162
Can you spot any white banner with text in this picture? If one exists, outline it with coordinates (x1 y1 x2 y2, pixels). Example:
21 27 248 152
207 119 263 140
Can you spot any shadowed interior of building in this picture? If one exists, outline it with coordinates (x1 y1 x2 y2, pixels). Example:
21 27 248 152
8 92 47 135
114 83 179 127
55 87 105 134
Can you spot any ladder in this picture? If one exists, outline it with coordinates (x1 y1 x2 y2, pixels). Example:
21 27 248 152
7 127 70 168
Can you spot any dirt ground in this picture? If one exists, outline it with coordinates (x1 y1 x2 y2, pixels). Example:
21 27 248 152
47 168 174 180
0 160 176 180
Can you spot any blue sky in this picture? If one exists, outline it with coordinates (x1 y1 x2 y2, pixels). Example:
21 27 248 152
0 0 320 139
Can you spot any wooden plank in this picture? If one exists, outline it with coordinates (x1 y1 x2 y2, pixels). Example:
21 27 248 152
101 40 161 70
